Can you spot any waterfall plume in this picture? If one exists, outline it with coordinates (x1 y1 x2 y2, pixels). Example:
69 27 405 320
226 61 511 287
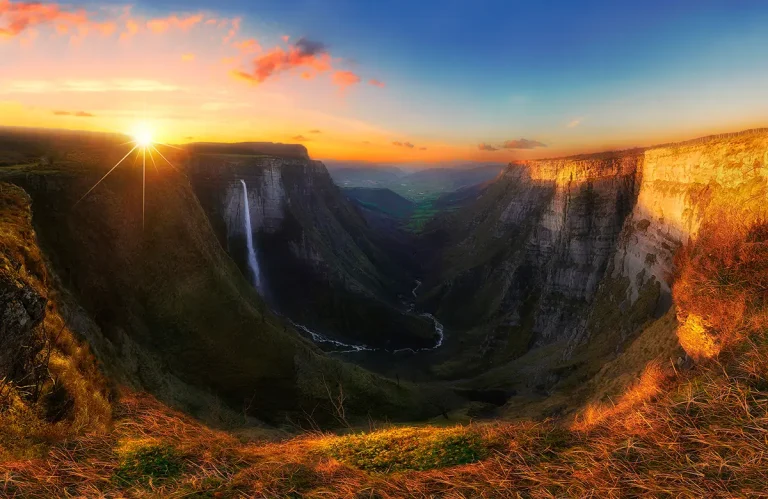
240 179 262 293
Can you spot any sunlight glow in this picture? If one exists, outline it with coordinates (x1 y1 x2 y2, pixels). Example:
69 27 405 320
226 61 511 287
133 124 154 147
75 121 177 230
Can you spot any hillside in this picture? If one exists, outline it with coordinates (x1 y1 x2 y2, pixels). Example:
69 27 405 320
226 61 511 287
0 131 446 429
342 187 416 219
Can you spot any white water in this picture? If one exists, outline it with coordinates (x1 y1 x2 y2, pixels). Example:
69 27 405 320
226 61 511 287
240 179 262 292
290 322 375 353
411 280 422 298
293 279 444 354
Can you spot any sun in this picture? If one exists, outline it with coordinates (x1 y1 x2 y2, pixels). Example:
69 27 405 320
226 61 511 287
75 121 178 229
132 124 154 147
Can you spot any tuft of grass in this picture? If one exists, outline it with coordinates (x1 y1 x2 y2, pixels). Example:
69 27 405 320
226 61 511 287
113 442 184 487
325 426 493 472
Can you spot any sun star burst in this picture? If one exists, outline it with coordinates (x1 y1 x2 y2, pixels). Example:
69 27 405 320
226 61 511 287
75 122 178 229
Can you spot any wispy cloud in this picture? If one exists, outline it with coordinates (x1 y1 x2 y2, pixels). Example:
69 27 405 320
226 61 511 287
52 110 94 117
392 141 415 148
2 79 180 93
233 36 332 84
478 143 498 151
309 129 322 134
232 38 260 54
291 134 309 142
199 101 252 111
502 138 546 149
567 117 584 128
0 0 88 38
231 36 379 92
146 13 203 34
333 70 361 90
368 79 385 88
222 17 239 44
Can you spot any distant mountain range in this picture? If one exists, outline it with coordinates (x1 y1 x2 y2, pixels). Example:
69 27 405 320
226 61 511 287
327 162 505 201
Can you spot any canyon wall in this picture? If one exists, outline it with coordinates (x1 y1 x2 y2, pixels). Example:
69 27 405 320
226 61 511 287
186 154 437 349
424 129 768 372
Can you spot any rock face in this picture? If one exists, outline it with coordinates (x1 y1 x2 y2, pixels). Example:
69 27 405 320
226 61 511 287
423 129 768 363
0 268 47 384
187 154 437 349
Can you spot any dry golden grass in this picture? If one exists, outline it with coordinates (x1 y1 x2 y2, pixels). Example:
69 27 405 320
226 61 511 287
0 183 111 460
2 339 768 499
3 181 768 496
7 209 759 497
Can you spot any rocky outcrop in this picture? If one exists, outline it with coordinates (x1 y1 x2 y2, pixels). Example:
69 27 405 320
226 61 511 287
0 267 47 384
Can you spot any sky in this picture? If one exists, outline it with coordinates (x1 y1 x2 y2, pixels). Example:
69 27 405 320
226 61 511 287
2 0 768 163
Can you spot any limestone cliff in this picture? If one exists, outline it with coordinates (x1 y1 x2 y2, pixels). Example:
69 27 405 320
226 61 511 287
423 129 768 374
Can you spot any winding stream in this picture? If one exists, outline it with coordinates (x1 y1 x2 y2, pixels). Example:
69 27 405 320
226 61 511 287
291 279 444 354
239 178 442 354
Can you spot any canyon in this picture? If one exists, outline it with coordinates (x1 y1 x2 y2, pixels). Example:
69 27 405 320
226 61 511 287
0 127 766 425
1 126 767 496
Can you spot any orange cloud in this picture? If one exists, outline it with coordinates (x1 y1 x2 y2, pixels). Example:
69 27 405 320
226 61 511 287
502 138 546 149
392 141 415 148
0 0 88 38
222 17 240 43
229 69 258 85
237 37 332 84
333 70 361 90
233 38 261 53
368 79 385 88
146 13 203 34
478 143 498 151
291 135 309 142
119 18 138 41
52 110 94 117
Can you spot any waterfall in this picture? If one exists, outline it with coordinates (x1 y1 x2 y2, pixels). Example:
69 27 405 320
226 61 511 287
240 179 262 292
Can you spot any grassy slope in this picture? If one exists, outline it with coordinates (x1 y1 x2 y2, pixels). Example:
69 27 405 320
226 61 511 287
4 178 767 497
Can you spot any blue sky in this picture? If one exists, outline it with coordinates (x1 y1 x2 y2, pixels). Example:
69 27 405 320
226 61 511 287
2 0 768 160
